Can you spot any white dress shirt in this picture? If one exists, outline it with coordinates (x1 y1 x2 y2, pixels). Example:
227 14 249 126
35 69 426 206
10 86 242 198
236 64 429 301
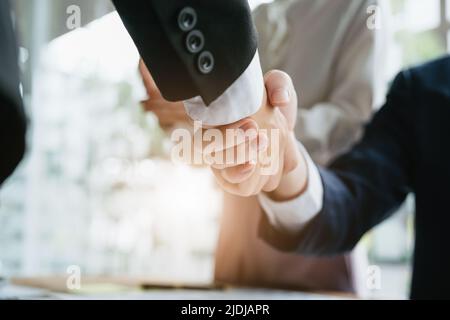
184 0 389 131
254 0 389 165
254 0 389 232
258 143 323 232
182 0 388 235
212 0 389 295
183 51 265 126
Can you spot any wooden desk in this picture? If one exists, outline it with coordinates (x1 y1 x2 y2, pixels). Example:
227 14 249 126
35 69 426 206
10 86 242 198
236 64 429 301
1 277 351 300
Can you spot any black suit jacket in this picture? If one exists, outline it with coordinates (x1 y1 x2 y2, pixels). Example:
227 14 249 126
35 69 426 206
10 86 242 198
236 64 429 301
260 56 450 299
0 0 257 184
0 0 26 186
112 0 258 105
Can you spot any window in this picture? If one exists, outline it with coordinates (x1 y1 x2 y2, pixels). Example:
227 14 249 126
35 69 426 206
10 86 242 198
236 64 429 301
390 0 450 67
446 0 450 50
447 0 450 21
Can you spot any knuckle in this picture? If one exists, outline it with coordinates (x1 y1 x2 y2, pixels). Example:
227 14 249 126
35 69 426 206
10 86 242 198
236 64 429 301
284 156 299 174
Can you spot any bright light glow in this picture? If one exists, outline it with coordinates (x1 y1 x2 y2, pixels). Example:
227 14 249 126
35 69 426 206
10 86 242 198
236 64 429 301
22 12 223 282
248 0 273 10
403 0 441 32
44 12 141 84
448 30 450 52
447 0 450 22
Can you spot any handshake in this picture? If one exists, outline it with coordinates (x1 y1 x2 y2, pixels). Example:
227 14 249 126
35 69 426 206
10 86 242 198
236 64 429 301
140 61 309 202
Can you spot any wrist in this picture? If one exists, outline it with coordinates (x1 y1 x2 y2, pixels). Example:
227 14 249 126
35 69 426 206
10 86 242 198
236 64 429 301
266 145 308 202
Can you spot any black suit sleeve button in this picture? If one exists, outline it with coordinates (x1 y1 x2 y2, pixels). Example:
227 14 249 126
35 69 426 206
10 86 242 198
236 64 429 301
186 30 204 53
178 7 197 32
197 51 215 74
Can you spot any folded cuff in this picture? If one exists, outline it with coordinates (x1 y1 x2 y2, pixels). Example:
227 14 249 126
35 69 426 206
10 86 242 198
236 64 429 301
183 51 264 126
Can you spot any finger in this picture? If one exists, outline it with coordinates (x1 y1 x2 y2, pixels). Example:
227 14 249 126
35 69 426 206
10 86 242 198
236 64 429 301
208 137 257 169
209 133 268 169
211 166 253 196
195 118 259 155
264 70 296 106
139 59 162 99
262 159 284 193
213 165 267 197
264 70 298 130
283 132 301 174
236 171 269 197
211 167 236 193
217 162 256 185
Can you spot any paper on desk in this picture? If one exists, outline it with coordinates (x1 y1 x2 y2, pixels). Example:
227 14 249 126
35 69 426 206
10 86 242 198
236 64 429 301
0 284 55 300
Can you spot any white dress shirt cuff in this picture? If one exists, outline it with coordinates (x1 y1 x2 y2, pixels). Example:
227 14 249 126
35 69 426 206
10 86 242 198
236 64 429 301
258 143 324 233
183 50 264 126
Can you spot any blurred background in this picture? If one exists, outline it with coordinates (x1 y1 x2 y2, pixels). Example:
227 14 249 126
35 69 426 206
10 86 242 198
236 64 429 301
0 0 449 298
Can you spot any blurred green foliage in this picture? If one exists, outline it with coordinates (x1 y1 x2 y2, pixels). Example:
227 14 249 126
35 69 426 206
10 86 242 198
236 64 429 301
396 30 446 67
390 0 448 67
390 0 406 15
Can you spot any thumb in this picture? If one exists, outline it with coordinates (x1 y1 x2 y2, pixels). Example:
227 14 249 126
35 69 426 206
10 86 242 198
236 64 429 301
264 70 298 131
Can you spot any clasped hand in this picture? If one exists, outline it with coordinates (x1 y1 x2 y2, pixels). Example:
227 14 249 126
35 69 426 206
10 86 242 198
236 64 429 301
140 61 304 198
201 71 301 197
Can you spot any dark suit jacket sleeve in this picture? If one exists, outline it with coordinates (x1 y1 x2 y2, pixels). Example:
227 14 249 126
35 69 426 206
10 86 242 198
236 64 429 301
259 71 416 255
112 0 258 105
0 0 27 186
